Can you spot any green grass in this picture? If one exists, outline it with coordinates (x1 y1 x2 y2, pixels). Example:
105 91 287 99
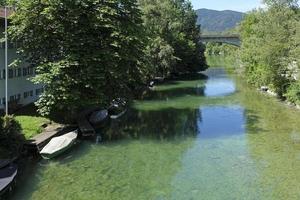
15 116 50 139
12 104 51 139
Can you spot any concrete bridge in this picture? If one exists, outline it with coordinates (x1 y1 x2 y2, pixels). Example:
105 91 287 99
200 35 241 47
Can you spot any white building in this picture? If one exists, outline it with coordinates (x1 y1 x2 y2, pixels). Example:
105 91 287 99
0 8 44 114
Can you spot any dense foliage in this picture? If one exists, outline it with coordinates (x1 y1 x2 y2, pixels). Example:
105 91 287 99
9 0 148 117
0 115 23 157
7 0 206 116
139 0 207 76
196 9 244 33
240 0 300 104
0 0 5 6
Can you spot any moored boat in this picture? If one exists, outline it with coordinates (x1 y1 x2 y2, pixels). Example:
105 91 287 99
40 131 78 159
109 108 127 119
0 160 12 170
89 109 109 128
0 161 17 197
108 99 127 119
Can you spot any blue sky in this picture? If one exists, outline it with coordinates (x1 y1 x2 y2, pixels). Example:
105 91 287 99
191 0 264 12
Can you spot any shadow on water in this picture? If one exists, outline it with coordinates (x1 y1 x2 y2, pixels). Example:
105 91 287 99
141 73 209 100
170 73 209 81
102 108 202 142
244 109 266 134
146 86 206 100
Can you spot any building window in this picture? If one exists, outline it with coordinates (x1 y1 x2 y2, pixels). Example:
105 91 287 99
1 98 6 105
10 95 16 102
0 69 5 79
24 92 28 99
23 68 28 76
28 67 34 75
17 68 22 77
8 69 14 79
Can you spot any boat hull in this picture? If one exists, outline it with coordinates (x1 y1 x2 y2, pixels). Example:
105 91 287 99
40 131 78 159
0 163 18 197
41 139 77 159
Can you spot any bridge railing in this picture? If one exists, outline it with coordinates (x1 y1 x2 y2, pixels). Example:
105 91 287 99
200 34 240 39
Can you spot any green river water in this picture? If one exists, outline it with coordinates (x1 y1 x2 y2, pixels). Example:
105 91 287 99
10 58 300 200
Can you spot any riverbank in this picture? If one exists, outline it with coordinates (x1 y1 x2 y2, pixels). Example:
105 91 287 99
0 105 52 161
207 55 300 112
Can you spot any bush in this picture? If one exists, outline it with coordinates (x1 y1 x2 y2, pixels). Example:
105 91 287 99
285 82 300 105
0 115 24 157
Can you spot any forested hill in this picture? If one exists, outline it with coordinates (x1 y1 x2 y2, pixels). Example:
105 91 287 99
196 8 244 33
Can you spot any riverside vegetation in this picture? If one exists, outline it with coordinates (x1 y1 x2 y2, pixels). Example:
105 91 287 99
0 0 206 157
4 0 207 118
240 0 300 105
206 0 300 107
0 115 24 158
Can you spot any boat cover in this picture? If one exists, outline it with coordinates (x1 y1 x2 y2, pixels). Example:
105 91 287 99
0 163 17 191
89 110 108 125
0 160 11 169
40 131 78 155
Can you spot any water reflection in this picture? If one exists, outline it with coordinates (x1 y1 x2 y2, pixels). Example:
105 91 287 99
203 68 236 97
103 108 202 141
143 73 208 101
197 106 245 139
146 86 205 101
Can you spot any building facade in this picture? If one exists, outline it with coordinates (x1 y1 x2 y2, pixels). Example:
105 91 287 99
0 9 44 113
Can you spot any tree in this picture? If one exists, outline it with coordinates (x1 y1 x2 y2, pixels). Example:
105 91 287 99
263 0 299 8
0 0 6 6
138 0 207 78
0 115 23 157
286 18 300 105
10 0 147 117
9 0 207 118
240 4 299 96
171 0 207 73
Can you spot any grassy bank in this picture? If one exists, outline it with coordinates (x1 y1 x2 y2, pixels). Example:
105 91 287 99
0 106 51 158
15 116 50 139
14 104 51 139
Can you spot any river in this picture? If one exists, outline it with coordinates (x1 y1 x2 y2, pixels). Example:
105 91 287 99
10 57 300 200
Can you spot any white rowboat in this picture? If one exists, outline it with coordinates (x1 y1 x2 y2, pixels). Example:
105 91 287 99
40 131 78 159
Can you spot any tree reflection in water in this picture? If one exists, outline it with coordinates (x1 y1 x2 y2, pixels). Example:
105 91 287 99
102 73 208 141
103 108 201 141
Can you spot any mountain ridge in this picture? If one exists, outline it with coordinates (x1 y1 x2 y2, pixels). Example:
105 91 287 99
196 8 245 33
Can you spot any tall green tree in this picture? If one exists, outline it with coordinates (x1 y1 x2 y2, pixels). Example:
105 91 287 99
0 0 5 6
138 0 178 78
10 0 147 116
138 0 207 78
263 0 299 8
171 0 207 73
240 3 299 96
285 13 300 105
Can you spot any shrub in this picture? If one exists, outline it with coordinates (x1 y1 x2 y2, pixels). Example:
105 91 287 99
0 115 24 157
285 82 300 105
